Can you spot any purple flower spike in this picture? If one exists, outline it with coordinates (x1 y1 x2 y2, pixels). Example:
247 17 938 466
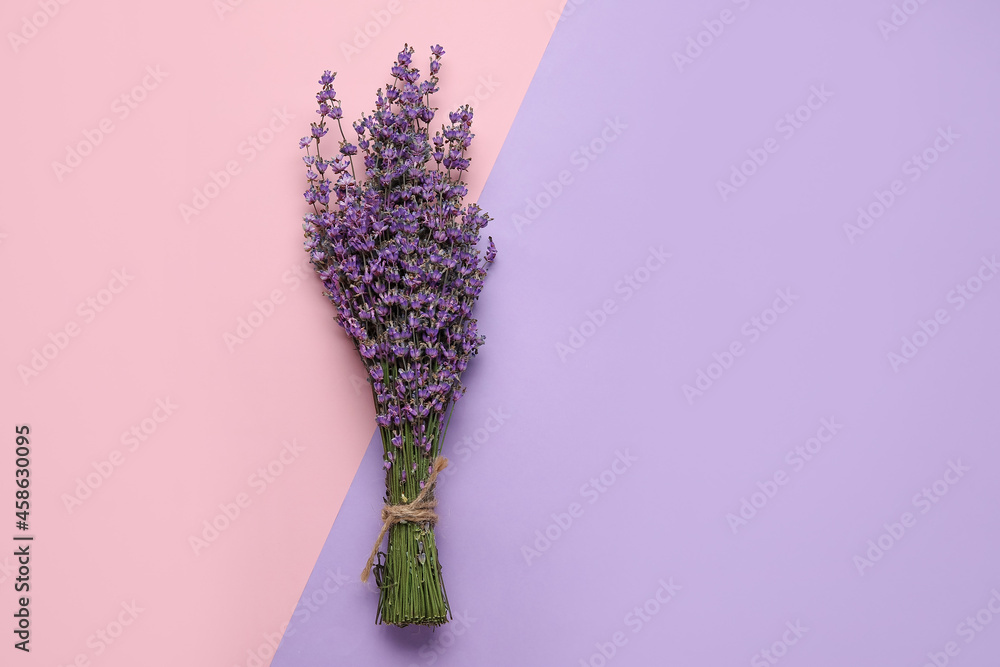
299 45 495 627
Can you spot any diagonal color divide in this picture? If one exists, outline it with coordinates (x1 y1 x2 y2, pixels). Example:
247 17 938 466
274 0 1000 665
1 1 568 666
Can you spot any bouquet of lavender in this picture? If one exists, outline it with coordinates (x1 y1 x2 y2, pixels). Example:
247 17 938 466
299 44 495 627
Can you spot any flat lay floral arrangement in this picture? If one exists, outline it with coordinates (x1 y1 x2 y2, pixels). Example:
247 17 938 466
298 44 495 627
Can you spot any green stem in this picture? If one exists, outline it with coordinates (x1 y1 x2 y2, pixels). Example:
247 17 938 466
372 418 452 627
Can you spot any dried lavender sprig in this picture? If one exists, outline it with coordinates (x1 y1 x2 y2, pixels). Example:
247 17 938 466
299 44 495 627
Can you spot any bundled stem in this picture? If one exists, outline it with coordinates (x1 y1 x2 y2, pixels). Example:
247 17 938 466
371 424 450 625
377 521 450 626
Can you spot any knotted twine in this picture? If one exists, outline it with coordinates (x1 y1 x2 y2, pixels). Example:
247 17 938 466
360 456 449 583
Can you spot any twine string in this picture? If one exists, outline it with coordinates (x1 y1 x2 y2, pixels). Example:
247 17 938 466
360 456 449 583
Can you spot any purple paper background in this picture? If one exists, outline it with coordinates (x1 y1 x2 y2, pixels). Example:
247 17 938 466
274 0 1000 665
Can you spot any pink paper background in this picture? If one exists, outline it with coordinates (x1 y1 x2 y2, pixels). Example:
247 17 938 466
0 2 561 664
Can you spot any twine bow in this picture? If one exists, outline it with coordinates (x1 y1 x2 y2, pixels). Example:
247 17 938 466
361 456 449 583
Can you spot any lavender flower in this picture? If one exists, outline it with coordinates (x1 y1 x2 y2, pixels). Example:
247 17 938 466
298 44 496 628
